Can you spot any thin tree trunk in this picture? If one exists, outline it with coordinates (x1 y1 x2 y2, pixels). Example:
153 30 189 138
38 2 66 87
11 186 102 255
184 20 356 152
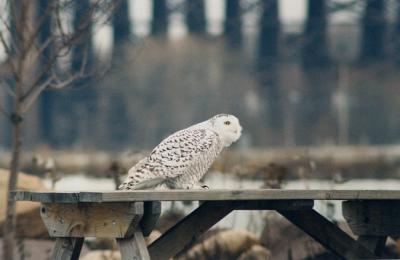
224 0 241 48
258 0 280 67
394 0 400 64
360 0 386 62
302 0 330 68
257 0 282 137
3 1 24 257
38 0 54 145
3 120 22 260
3 79 23 259
112 0 131 63
151 0 168 36
186 0 206 35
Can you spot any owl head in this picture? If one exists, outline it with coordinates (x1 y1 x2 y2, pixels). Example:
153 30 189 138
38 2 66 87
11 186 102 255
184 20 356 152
210 114 242 147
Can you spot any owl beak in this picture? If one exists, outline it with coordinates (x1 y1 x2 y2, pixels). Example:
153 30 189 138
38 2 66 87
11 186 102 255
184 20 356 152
234 127 242 135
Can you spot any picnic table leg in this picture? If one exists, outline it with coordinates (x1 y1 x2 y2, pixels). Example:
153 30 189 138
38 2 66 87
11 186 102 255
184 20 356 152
51 237 84 260
117 231 150 260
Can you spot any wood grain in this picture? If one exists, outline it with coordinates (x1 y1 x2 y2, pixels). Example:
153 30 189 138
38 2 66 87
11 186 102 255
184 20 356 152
11 189 400 203
40 202 143 238
51 237 84 260
117 231 150 260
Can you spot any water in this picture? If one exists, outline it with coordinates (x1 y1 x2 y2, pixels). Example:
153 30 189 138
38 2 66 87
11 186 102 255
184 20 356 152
43 172 400 236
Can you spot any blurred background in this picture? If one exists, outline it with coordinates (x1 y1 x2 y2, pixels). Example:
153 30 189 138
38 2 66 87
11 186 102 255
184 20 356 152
1 0 400 259
0 0 399 150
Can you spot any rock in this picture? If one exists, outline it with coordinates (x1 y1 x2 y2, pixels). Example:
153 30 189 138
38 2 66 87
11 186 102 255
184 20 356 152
177 229 262 260
238 244 271 260
81 250 121 260
85 238 118 250
156 209 185 233
0 169 49 238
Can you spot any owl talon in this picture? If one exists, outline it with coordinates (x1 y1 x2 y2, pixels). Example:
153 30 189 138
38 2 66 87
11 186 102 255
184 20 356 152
201 185 209 190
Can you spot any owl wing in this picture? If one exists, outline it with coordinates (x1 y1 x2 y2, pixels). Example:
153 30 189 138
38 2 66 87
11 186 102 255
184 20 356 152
120 128 220 190
148 128 220 178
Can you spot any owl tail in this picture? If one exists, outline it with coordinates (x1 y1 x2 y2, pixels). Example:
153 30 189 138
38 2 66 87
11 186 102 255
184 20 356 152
118 169 166 190
124 177 165 190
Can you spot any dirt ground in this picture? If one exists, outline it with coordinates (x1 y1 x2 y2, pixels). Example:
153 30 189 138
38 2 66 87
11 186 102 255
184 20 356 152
0 238 91 259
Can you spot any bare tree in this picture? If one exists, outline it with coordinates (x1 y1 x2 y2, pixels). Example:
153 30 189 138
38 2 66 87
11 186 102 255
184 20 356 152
152 0 169 36
113 0 131 48
396 0 400 64
257 0 282 137
302 0 330 67
224 0 242 48
258 0 280 66
186 0 206 35
0 0 115 258
360 0 386 62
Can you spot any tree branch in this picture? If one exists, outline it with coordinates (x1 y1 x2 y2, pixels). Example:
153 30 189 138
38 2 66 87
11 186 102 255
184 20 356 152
0 31 17 76
50 72 82 89
20 76 53 114
0 103 9 118
24 0 56 55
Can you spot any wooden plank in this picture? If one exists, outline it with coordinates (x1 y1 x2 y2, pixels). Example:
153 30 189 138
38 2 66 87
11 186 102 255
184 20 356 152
40 202 143 238
13 191 81 203
140 201 161 237
357 235 387 256
148 201 237 260
343 200 400 236
278 209 377 259
51 237 84 260
235 200 314 210
117 231 150 260
11 189 400 203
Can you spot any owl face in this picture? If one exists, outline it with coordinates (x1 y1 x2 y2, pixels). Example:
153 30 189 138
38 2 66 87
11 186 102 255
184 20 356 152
211 114 242 147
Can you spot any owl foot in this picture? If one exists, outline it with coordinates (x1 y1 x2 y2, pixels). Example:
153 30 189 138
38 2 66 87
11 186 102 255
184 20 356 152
192 184 210 190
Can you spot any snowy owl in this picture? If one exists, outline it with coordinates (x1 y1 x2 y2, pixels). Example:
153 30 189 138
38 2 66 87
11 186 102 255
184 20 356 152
119 114 242 190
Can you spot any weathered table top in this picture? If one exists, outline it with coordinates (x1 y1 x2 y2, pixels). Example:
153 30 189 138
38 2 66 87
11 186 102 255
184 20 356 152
10 189 400 203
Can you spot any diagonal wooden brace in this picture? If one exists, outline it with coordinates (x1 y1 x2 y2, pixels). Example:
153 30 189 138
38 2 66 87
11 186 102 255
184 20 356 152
279 209 377 259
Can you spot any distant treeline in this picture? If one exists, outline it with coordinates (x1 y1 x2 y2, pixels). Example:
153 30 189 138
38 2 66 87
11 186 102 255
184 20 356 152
0 0 399 149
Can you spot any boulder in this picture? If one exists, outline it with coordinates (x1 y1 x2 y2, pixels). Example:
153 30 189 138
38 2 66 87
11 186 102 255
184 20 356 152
81 250 121 260
238 244 271 260
0 168 49 238
177 229 265 260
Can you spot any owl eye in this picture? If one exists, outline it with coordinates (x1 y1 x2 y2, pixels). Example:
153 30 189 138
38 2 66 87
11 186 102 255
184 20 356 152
224 121 231 125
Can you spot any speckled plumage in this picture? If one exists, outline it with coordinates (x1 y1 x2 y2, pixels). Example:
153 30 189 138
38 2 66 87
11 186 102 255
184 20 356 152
119 114 242 190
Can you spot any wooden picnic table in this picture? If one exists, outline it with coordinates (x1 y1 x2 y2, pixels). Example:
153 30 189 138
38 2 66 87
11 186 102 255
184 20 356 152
10 189 400 259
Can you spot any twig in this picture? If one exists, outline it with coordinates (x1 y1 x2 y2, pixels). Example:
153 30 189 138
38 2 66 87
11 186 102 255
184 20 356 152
1 82 16 97
50 73 82 89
